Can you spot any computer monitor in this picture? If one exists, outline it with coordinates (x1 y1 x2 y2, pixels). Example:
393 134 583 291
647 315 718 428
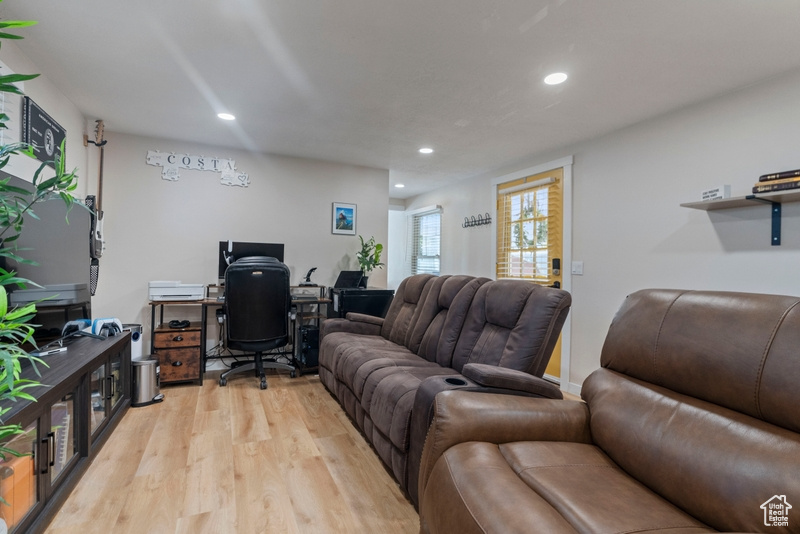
218 241 285 280
333 271 363 288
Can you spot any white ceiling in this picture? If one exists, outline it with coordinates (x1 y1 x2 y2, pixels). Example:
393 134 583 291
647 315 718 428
4 0 800 199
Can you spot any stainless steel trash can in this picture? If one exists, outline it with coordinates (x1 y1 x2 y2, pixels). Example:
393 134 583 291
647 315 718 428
132 358 164 407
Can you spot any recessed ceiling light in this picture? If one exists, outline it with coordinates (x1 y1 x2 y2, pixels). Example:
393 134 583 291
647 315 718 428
419 147 434 154
395 183 405 188
217 113 236 121
544 72 568 85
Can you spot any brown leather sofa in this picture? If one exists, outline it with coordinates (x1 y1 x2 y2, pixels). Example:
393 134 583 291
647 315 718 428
319 274 571 505
418 289 800 533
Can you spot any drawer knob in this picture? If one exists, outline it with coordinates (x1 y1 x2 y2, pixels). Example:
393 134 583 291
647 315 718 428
172 361 183 367
173 335 183 342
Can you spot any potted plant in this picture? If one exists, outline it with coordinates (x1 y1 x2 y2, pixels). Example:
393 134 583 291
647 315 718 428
355 235 384 288
0 10 81 481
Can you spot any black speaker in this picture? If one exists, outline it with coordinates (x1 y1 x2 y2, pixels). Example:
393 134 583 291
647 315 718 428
298 325 319 368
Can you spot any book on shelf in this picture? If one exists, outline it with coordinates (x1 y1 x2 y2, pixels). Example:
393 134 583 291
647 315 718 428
755 175 800 186
759 168 800 182
753 178 800 194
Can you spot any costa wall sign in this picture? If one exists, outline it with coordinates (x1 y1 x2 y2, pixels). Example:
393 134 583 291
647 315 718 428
146 150 250 187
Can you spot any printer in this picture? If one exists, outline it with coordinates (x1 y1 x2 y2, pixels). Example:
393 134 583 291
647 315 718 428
148 281 205 301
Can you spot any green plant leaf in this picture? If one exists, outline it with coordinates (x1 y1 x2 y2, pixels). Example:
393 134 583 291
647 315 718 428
0 73 39 84
0 286 6 318
0 20 38 30
4 302 36 321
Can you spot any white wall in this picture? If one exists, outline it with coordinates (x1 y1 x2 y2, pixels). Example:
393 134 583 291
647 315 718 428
94 132 389 350
387 203 407 289
403 67 800 391
0 41 88 197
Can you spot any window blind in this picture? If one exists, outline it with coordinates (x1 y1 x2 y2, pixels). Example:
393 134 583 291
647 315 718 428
496 168 562 285
407 208 442 275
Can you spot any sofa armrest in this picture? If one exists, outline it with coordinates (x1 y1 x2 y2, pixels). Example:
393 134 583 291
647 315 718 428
344 312 385 326
461 363 563 399
407 369 564 507
320 314 384 339
418 390 591 504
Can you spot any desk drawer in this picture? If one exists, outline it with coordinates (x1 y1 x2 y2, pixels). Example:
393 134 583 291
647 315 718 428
156 348 201 382
154 329 201 348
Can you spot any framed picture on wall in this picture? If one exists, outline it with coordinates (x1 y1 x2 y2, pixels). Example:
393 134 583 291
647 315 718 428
332 202 357 235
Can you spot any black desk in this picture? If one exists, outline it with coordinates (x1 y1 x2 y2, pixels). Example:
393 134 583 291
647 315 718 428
199 293 331 373
328 288 395 318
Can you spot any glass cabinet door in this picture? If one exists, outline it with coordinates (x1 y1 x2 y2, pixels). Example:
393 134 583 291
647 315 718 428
48 388 79 484
0 421 39 533
89 362 108 436
109 352 124 411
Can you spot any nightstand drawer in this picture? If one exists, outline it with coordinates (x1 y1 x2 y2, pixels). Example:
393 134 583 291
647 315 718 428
154 329 201 348
156 348 201 382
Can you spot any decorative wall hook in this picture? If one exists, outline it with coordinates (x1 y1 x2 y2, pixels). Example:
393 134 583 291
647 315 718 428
462 212 492 228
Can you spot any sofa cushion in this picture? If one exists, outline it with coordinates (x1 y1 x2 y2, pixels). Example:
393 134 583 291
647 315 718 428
585 289 800 533
361 366 461 488
404 275 455 356
583 367 800 533
600 288 800 433
362 366 459 450
421 276 490 367
330 340 423 403
350 356 439 400
420 440 713 534
321 332 409 381
450 280 571 375
380 273 436 346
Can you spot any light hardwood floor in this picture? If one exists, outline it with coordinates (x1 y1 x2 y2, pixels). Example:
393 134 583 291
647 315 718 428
44 371 420 534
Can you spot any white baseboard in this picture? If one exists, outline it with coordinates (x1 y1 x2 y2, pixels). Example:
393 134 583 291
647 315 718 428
204 359 230 372
564 381 582 396
542 374 582 398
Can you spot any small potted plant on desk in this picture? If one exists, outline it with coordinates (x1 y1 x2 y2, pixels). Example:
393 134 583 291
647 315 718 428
356 235 384 288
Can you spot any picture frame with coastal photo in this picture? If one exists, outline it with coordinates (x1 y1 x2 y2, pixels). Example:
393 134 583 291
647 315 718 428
332 202 356 235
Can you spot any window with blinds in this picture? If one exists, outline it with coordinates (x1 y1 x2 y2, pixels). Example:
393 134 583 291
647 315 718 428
409 209 441 275
496 168 562 285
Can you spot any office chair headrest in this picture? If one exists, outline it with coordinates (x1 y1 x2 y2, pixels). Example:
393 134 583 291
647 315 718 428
235 256 280 264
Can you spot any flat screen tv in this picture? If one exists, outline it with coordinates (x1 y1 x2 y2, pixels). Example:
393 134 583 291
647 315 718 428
218 241 284 280
0 174 92 339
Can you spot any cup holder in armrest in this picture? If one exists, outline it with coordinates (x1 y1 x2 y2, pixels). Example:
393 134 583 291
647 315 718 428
444 377 468 386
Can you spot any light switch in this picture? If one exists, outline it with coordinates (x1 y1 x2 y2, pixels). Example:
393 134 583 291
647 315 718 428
571 261 584 275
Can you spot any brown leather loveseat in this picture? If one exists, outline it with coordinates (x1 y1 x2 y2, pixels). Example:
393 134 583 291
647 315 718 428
418 289 800 533
319 274 571 504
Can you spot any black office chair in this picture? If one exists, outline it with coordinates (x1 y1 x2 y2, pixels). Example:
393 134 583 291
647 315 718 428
219 256 296 389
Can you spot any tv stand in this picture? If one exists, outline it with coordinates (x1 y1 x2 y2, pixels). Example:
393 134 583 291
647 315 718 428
0 334 131 534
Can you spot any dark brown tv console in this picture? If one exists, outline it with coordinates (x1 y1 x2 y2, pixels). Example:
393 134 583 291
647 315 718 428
0 333 131 534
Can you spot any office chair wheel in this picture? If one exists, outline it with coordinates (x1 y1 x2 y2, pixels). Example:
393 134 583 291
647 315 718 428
260 378 267 390
219 377 227 386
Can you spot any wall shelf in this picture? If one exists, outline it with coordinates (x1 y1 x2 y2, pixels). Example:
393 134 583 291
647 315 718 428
681 189 800 246
680 189 800 211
